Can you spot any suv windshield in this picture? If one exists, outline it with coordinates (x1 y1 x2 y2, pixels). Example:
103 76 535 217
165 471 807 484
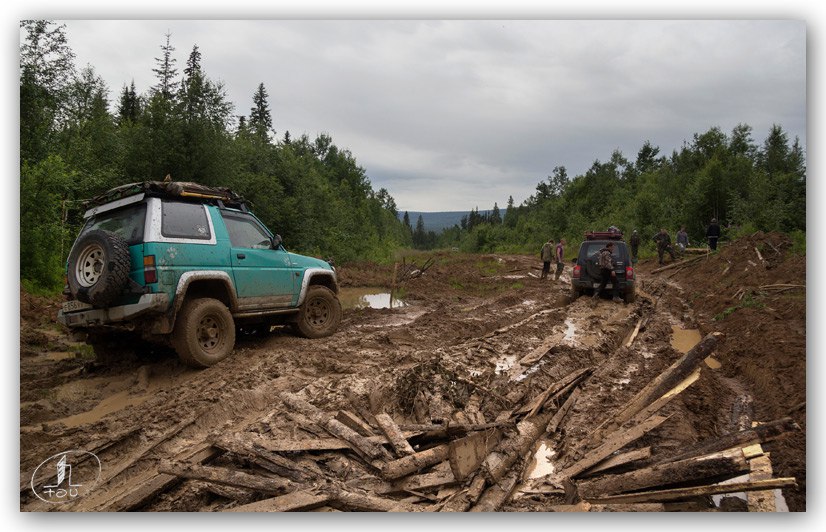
80 203 147 246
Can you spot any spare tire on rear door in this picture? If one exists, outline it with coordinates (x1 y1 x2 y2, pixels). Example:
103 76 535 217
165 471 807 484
67 229 131 307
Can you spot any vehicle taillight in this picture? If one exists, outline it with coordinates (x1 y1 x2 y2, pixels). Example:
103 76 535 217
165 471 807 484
573 264 581 279
625 265 634 280
144 255 157 284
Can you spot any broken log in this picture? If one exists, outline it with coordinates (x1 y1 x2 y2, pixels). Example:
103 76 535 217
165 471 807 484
227 491 331 512
281 393 391 461
439 474 487 512
400 420 511 440
577 447 753 498
586 477 797 505
375 413 416 457
381 466 457 495
158 460 292 494
381 444 451 480
470 454 529 512
481 409 556 484
198 482 258 503
448 429 502 481
643 417 798 468
555 414 669 481
518 332 564 366
549 502 666 512
755 246 766 266
747 446 777 512
651 254 705 274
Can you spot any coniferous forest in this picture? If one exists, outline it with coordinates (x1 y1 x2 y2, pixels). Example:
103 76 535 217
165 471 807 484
20 21 806 293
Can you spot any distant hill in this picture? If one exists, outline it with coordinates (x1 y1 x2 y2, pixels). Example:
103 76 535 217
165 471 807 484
399 210 491 232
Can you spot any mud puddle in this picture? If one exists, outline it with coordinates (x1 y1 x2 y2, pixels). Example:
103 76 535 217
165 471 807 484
671 325 721 368
525 439 557 479
339 287 408 309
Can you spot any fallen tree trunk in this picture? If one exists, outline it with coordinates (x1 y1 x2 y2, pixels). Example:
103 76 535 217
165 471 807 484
381 444 451 480
213 435 321 482
470 455 528 512
586 477 797 505
375 413 416 457
481 409 557 484
227 491 331 512
577 447 752 498
651 254 706 274
326 487 425 512
158 460 292 494
517 367 592 417
582 447 652 477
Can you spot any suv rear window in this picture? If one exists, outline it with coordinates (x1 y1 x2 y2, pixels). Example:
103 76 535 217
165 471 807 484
81 203 147 246
161 201 211 240
582 242 625 261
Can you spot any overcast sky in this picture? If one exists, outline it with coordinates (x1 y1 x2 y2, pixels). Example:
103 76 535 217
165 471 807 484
52 19 805 212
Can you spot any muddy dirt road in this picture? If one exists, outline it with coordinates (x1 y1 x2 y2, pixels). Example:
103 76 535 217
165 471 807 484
19 232 805 512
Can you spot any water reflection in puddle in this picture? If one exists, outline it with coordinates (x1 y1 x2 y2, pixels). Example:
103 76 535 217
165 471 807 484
526 440 556 479
671 326 721 369
339 287 407 310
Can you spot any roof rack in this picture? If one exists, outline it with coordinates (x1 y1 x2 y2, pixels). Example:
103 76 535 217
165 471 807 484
85 181 248 210
585 230 624 241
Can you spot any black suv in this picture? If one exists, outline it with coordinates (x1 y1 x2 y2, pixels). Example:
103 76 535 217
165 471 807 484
571 231 636 303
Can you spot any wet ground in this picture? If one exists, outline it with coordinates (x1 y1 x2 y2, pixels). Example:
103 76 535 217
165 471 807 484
19 233 806 511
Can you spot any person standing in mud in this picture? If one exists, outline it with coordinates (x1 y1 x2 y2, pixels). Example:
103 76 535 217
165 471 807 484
629 230 640 263
593 242 622 303
540 238 554 280
554 238 566 281
676 226 689 252
706 218 721 251
653 228 676 265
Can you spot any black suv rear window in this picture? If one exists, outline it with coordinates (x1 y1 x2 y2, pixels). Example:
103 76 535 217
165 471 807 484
582 242 625 261
161 201 211 240
81 203 147 246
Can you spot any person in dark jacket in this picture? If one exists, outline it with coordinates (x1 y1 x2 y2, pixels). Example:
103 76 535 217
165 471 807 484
593 242 622 303
629 230 640 263
554 238 566 281
653 228 676 265
540 239 554 279
706 218 721 251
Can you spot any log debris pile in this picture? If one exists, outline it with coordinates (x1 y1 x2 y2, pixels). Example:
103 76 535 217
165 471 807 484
79 331 796 513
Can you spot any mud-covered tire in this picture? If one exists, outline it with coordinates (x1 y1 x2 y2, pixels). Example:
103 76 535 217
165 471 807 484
624 289 636 304
67 230 131 307
172 298 236 368
294 286 341 339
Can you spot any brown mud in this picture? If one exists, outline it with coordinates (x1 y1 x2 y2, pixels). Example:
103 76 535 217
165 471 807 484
19 233 805 511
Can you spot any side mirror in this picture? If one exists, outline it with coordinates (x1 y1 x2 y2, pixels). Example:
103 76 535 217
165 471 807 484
271 234 283 248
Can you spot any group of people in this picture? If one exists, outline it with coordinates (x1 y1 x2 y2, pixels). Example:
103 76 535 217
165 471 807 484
627 219 722 266
540 238 566 281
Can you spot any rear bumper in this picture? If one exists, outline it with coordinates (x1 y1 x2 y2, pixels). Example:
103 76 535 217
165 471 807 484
572 279 634 292
57 293 169 328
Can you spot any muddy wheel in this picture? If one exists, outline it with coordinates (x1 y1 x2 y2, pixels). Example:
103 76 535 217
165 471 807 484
295 286 341 339
67 230 131 307
172 298 236 367
624 289 636 304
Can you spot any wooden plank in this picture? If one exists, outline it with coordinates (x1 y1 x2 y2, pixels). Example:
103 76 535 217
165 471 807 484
381 467 456 495
582 447 652 476
625 318 643 348
519 367 592 418
326 487 426 512
747 446 777 512
623 367 702 429
227 491 331 512
158 460 292 494
587 478 797 505
651 254 705 274
546 387 580 434
439 474 486 512
481 410 556 484
555 414 669 481
375 413 416 457
518 332 564 366
335 410 375 437
577 447 752 498
213 435 321 482
448 429 502 481
549 502 666 512
248 433 419 453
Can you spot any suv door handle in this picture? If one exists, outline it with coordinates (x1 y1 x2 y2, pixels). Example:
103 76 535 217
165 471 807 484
237 253 246 260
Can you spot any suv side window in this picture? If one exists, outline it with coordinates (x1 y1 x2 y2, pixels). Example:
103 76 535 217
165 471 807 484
223 213 272 249
161 201 211 240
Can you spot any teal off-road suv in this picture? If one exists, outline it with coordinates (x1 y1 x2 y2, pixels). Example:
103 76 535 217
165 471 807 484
57 181 341 367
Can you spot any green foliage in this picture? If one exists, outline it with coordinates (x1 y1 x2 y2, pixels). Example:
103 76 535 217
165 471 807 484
790 230 806 255
19 26 409 290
